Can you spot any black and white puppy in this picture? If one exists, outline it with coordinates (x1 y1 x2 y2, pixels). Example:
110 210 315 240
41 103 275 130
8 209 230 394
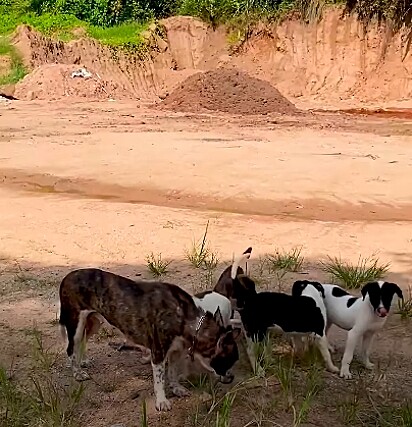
322 281 403 379
291 280 339 373
223 272 339 373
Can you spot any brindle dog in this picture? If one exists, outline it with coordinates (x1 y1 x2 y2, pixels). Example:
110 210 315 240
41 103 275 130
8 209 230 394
59 268 241 411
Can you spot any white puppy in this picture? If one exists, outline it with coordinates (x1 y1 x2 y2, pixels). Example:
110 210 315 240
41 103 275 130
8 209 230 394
193 291 232 327
322 281 403 379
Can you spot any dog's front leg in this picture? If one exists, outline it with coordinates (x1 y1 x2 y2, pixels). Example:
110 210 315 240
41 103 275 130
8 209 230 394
340 329 360 379
167 349 190 398
151 360 171 411
360 331 375 369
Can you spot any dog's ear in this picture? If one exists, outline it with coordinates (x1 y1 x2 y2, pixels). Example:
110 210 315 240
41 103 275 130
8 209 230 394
384 282 404 300
237 275 256 292
213 307 224 327
313 282 325 298
292 280 307 297
361 282 376 300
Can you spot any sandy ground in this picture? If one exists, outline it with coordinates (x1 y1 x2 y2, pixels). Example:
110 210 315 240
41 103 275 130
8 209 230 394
1 99 412 426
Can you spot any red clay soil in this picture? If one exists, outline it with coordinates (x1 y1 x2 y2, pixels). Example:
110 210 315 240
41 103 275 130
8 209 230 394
161 68 298 115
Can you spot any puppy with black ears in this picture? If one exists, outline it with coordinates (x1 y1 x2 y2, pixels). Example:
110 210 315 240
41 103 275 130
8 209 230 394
220 273 340 373
322 281 403 379
291 280 339 373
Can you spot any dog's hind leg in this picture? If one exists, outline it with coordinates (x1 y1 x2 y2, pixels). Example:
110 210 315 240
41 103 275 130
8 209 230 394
325 322 336 353
71 310 94 381
315 335 339 373
81 313 102 367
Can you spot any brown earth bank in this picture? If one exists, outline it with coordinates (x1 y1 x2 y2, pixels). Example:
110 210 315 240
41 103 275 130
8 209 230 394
6 9 412 108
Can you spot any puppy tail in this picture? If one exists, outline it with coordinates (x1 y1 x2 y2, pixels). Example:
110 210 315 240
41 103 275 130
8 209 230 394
231 247 252 279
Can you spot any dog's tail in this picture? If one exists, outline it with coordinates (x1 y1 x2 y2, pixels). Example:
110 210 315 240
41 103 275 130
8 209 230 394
231 247 252 279
58 300 68 343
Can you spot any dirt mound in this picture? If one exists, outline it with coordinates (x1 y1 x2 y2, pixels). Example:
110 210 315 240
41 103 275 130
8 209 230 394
14 64 118 100
161 68 298 115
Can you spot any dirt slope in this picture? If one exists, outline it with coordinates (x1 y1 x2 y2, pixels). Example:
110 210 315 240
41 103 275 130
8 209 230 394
10 10 412 106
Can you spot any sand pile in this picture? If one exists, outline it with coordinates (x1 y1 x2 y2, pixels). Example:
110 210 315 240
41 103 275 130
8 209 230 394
161 68 298 115
14 64 118 100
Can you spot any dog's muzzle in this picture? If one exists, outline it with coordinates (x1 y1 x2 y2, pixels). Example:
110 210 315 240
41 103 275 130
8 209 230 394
219 372 234 384
376 307 388 317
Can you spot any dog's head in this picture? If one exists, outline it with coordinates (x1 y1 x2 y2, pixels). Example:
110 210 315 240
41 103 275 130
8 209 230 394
214 247 252 302
231 274 257 311
292 280 325 298
361 281 403 318
191 308 241 383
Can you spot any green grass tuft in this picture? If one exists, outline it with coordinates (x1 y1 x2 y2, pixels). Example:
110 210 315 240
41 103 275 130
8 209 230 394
0 36 27 85
266 247 305 273
396 285 412 320
87 21 149 48
146 252 171 278
320 254 390 289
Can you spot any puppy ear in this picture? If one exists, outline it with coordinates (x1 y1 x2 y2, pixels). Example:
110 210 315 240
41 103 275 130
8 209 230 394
386 282 404 300
361 282 375 300
214 307 224 327
292 280 306 297
238 275 256 292
314 282 325 298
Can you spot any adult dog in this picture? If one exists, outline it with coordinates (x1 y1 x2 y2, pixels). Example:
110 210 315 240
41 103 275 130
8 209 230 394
59 268 241 411
322 281 403 379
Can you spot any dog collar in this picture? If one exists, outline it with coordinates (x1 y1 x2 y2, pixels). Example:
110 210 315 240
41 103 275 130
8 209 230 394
188 314 206 361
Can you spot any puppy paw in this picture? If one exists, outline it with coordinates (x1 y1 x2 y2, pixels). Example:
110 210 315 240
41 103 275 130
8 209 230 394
328 365 340 374
363 361 374 370
155 398 172 411
170 383 190 398
340 368 352 380
80 358 92 368
141 355 152 365
73 369 90 382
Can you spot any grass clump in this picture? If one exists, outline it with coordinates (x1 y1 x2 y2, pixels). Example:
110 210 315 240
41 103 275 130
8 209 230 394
0 329 84 427
146 252 171 278
0 36 26 85
396 285 412 320
266 247 304 273
185 220 219 269
87 21 149 48
320 254 390 289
